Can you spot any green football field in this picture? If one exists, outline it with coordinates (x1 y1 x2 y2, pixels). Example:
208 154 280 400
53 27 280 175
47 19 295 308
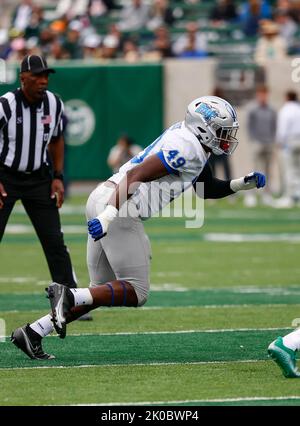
1 193 300 406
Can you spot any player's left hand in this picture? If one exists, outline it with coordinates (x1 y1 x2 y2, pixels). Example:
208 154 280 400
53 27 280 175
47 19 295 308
244 172 266 189
51 179 64 208
88 218 107 241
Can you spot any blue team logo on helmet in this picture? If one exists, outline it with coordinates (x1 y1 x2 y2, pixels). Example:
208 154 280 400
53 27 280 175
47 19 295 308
195 103 218 123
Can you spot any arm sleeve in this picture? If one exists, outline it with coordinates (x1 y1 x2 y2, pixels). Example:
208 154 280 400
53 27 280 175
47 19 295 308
193 162 234 199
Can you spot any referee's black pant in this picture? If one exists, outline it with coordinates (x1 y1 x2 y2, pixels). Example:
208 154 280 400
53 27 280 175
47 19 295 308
0 166 77 288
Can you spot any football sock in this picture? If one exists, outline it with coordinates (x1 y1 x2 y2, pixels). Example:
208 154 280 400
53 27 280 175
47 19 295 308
30 314 54 338
69 288 93 306
283 330 300 351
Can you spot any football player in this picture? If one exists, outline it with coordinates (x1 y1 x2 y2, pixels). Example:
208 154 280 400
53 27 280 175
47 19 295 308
11 96 266 359
268 330 300 378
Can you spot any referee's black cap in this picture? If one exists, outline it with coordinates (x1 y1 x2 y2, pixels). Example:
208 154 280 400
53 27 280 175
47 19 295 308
20 55 56 75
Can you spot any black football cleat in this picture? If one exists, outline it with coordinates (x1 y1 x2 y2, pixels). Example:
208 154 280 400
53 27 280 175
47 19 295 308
46 282 73 339
11 324 55 360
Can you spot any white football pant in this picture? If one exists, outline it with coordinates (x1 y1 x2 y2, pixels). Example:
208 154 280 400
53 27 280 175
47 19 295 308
85 183 151 306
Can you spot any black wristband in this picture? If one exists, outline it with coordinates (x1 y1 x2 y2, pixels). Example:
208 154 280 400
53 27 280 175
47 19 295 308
53 171 64 181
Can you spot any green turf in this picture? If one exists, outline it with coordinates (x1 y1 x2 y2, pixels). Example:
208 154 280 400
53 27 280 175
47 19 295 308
1 241 300 292
155 399 300 406
2 329 294 369
2 199 300 292
1 362 300 406
1 304 299 335
1 197 300 405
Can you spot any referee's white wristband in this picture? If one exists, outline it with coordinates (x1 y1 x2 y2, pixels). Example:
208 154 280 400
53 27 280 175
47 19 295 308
96 205 118 232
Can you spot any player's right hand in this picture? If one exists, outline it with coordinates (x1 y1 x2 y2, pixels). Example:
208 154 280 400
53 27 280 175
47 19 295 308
88 205 118 241
0 182 7 209
230 172 266 192
87 218 107 241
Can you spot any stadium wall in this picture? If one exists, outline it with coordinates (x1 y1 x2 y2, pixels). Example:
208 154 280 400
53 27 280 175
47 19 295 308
49 63 164 180
0 62 163 180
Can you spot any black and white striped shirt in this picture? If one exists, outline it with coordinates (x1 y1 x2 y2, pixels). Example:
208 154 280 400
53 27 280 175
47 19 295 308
0 89 63 172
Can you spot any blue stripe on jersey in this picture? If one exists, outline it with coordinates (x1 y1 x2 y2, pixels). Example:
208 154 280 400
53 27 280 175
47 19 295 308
156 151 180 176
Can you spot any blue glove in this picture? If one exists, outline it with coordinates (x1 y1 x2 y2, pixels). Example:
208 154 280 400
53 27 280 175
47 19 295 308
244 172 266 189
87 206 118 242
87 218 106 241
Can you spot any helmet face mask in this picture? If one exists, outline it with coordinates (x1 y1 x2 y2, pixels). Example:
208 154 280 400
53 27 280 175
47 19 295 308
211 126 239 155
184 96 239 156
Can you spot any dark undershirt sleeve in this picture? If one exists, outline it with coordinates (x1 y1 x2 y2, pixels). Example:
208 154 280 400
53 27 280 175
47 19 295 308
193 162 234 199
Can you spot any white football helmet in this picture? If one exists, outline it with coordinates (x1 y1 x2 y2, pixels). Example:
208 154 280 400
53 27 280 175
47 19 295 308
185 96 239 155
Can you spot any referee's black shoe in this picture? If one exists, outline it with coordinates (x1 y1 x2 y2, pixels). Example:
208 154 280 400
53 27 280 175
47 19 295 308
11 324 55 360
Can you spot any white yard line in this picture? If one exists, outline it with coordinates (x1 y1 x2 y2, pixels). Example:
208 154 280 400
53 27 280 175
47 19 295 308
142 303 297 310
13 203 300 220
0 359 266 371
3 326 293 340
6 224 86 234
217 210 300 220
13 205 86 215
5 224 300 242
45 326 294 337
70 396 300 406
1 303 297 315
204 233 300 242
2 283 300 295
0 277 38 284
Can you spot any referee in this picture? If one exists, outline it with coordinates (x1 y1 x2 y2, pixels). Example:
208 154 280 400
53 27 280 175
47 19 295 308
0 55 77 288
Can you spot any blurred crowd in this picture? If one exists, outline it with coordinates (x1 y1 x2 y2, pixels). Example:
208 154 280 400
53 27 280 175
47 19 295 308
1 0 300 208
244 87 300 208
104 83 300 209
0 0 300 63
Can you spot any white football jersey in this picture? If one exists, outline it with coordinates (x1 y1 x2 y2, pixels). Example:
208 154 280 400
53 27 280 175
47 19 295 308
110 121 209 219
